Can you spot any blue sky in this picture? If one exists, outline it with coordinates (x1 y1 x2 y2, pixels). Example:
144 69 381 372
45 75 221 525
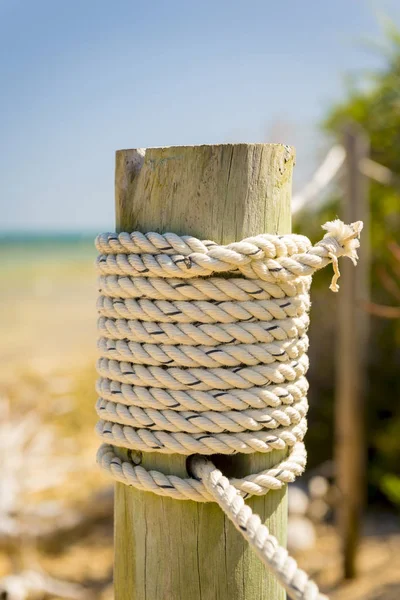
0 0 398 232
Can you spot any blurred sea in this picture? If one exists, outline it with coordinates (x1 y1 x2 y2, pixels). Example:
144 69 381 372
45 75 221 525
0 231 96 263
0 232 98 377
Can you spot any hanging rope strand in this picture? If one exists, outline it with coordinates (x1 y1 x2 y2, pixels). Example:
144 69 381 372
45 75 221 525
191 456 329 600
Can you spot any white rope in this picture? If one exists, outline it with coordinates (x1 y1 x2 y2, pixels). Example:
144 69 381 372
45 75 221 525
95 219 363 600
359 156 400 187
289 144 399 217
292 145 346 214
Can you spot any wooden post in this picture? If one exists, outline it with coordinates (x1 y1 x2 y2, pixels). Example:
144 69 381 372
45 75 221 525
114 143 294 600
336 124 370 579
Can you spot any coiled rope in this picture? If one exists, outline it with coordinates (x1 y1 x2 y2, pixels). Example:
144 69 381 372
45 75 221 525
95 219 363 600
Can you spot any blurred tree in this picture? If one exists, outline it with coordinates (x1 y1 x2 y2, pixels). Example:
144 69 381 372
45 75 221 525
295 24 400 508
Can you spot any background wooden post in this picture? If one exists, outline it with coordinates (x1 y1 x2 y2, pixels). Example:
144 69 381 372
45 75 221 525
336 124 370 579
114 143 294 600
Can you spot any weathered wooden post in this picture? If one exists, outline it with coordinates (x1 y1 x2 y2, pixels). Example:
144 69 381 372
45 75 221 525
114 143 294 599
336 124 370 579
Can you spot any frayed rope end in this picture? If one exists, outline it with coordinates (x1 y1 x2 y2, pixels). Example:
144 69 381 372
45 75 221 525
318 220 363 292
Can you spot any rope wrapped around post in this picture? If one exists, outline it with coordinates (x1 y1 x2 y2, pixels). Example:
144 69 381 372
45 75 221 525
95 219 363 600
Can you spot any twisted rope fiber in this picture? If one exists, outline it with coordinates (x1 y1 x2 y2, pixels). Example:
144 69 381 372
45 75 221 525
95 219 363 600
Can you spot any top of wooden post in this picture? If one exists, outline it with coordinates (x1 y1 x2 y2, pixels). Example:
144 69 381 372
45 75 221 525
115 143 294 238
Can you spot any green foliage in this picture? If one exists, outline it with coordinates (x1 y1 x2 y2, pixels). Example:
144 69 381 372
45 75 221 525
381 474 400 508
297 28 400 507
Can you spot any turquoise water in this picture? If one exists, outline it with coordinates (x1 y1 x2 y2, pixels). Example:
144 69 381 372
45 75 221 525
0 232 97 267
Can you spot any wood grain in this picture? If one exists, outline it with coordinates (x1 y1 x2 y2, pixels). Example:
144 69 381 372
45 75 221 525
114 143 294 599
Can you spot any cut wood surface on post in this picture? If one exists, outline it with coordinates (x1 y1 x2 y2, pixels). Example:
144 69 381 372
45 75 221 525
114 143 294 600
336 124 370 579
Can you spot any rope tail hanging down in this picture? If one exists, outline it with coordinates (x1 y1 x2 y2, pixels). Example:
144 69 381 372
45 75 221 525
95 219 363 600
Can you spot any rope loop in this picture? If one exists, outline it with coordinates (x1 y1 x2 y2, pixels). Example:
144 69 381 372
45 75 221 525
95 219 362 600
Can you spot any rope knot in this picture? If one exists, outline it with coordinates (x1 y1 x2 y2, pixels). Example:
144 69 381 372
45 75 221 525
317 220 363 292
